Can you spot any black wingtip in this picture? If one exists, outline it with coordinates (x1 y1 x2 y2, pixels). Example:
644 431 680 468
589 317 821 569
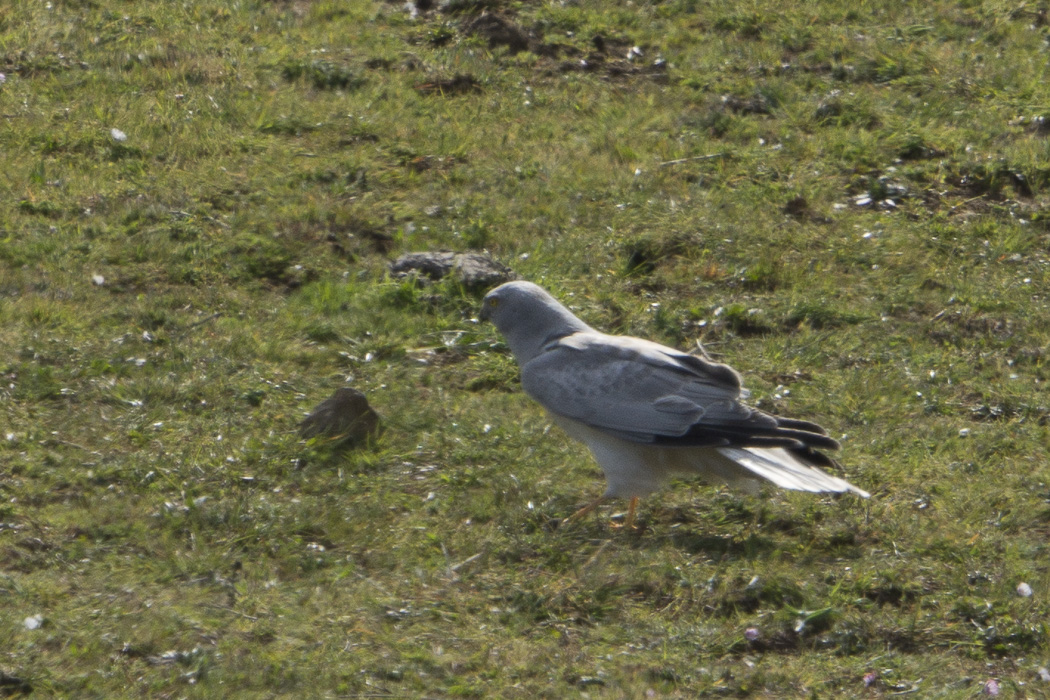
774 416 831 436
786 445 839 469
649 415 840 453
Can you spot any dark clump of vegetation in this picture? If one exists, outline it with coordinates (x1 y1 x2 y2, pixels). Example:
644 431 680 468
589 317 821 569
282 60 364 90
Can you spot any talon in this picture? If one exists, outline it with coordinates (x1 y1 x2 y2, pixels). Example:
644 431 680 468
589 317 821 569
606 497 642 530
565 496 640 530
564 496 605 525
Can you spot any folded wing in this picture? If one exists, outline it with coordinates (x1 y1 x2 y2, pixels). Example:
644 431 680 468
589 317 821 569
520 331 839 453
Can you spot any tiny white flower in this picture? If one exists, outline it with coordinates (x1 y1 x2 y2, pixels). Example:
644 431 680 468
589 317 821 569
110 128 127 142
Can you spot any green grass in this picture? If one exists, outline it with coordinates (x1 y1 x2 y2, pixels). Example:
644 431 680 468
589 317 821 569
2 0 1050 696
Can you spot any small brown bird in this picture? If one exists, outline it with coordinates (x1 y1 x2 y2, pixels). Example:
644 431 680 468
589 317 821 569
299 388 381 448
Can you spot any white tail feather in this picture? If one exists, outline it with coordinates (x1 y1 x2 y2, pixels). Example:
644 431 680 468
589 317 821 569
716 447 870 498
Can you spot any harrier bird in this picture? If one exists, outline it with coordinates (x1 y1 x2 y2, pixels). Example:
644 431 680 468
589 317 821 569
480 281 868 528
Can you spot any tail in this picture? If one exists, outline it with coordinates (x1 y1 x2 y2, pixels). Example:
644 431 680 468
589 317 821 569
714 446 870 498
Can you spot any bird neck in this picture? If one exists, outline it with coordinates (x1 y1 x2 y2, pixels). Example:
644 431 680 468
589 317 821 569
504 305 592 364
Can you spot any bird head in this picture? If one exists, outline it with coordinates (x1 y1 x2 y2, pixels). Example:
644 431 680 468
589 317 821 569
480 281 593 363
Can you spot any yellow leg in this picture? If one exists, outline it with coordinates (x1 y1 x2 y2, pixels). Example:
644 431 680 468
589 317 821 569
625 496 639 530
611 496 640 530
564 495 605 525
566 496 640 530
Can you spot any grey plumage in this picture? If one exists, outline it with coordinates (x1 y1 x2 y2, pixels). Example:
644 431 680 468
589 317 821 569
480 281 868 523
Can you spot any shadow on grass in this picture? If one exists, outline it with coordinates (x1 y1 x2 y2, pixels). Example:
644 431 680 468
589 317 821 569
657 530 778 558
551 520 778 559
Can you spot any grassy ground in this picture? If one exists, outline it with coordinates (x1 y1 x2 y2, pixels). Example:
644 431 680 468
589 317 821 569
2 0 1049 696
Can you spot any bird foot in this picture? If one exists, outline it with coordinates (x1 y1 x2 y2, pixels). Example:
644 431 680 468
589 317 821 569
610 497 640 530
564 496 641 531
563 496 605 526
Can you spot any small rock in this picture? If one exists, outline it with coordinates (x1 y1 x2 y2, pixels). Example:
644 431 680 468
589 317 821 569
877 178 909 199
461 12 531 53
391 251 456 280
0 671 31 695
389 251 515 291
299 388 382 448
414 73 481 95
1017 582 1033 597
782 195 810 218
575 676 606 688
722 93 772 115
453 252 516 290
815 98 843 122
1027 115 1050 135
